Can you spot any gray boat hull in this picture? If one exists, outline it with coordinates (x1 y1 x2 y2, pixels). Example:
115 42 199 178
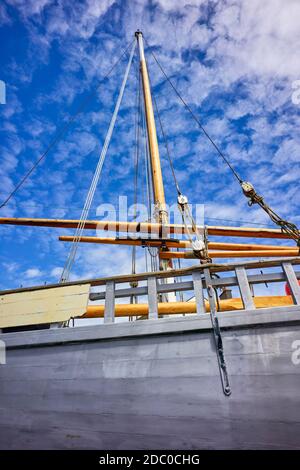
1 308 300 449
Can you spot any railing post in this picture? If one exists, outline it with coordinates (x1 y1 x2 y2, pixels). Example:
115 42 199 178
147 277 158 319
104 280 115 323
192 271 206 315
235 267 255 310
282 262 300 305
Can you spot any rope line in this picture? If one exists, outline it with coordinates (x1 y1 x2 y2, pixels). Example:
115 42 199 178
60 40 137 282
131 58 142 276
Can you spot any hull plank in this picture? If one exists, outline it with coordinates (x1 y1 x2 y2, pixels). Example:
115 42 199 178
0 313 300 449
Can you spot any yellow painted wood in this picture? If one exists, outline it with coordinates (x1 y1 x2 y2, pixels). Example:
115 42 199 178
83 295 294 318
0 284 90 328
159 250 299 259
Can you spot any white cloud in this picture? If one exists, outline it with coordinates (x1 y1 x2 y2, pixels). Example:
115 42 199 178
274 139 300 165
2 262 20 273
0 3 11 25
50 266 63 278
24 267 43 278
9 0 52 16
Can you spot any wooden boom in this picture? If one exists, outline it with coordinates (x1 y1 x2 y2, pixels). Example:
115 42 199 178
58 235 294 251
159 250 300 259
0 217 297 239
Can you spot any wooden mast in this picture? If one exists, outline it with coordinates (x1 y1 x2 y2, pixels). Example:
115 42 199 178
136 31 168 228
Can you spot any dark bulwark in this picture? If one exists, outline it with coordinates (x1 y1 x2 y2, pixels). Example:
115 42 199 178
1 309 300 450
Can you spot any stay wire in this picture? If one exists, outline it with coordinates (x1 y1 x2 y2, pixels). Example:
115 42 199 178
0 39 135 210
131 58 142 276
60 40 137 282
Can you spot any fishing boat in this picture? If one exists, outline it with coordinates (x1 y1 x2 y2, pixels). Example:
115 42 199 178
0 31 300 450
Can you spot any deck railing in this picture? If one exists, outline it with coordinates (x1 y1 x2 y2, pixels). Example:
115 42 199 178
88 257 300 323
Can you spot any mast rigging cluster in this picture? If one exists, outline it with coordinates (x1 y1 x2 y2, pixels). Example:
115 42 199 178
145 37 300 249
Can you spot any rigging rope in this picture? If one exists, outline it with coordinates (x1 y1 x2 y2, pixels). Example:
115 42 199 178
0 39 135 211
131 57 142 278
142 93 159 271
241 181 300 247
143 122 156 271
151 77 210 260
60 40 137 283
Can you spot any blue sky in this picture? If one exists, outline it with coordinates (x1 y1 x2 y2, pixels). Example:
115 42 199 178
0 0 300 291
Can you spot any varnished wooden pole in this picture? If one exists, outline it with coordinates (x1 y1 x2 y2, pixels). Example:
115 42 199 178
59 235 187 248
59 235 294 251
136 31 167 226
159 250 300 259
83 295 293 318
0 217 297 240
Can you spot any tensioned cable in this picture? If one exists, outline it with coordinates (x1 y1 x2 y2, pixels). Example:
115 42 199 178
0 39 135 210
150 68 209 258
141 97 155 272
131 58 142 277
60 40 137 283
141 96 158 271
144 37 243 185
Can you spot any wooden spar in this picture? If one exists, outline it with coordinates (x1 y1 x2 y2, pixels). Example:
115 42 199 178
0 217 297 239
136 31 167 225
160 250 300 259
58 235 295 251
83 295 294 318
59 235 189 248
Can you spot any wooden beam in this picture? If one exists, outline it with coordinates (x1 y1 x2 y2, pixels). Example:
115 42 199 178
209 242 294 250
0 217 297 239
208 226 298 239
160 250 300 259
59 235 188 248
83 295 294 318
58 235 295 251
